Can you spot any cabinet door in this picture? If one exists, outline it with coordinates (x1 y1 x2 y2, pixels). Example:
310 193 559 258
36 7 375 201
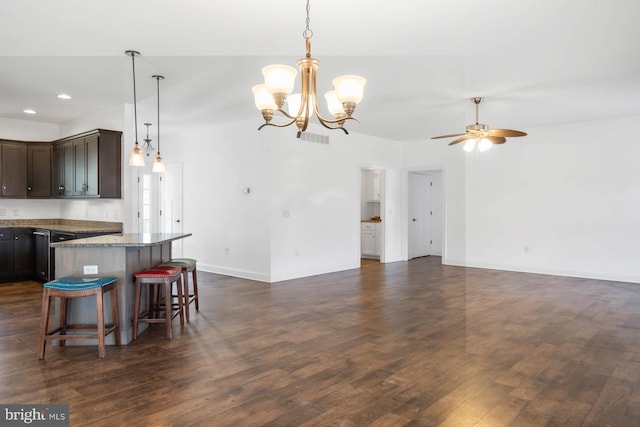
62 142 75 196
73 139 87 196
13 229 35 278
361 230 377 256
53 145 64 196
34 232 50 281
0 230 14 280
1 143 27 198
85 135 99 196
27 144 52 198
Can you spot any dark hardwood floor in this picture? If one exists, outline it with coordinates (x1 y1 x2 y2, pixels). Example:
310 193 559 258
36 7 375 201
2 257 640 426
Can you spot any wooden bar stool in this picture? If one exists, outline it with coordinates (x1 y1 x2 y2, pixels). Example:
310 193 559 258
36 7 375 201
158 258 199 322
39 276 120 359
132 266 184 339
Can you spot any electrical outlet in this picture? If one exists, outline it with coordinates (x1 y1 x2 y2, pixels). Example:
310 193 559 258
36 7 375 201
83 265 98 275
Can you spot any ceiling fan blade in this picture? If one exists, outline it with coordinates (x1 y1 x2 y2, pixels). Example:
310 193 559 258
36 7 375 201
485 136 507 144
448 135 472 146
431 133 466 140
489 129 527 137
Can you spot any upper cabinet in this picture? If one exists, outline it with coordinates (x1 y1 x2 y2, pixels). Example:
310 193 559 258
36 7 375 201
53 129 122 199
366 170 381 202
0 129 121 200
0 142 27 198
27 144 52 198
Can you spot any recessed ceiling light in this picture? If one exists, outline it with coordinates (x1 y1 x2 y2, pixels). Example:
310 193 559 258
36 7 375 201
23 109 36 114
57 93 72 100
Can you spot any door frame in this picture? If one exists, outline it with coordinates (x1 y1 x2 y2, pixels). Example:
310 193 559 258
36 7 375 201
359 166 386 263
403 167 446 262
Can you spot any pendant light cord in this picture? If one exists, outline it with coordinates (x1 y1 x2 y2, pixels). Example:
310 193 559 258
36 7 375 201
153 75 164 156
156 76 160 155
126 50 140 144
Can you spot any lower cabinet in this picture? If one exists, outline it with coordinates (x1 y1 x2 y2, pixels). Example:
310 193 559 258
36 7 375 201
0 228 35 281
361 222 381 257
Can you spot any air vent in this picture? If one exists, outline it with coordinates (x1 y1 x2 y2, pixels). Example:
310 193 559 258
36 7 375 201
300 132 329 145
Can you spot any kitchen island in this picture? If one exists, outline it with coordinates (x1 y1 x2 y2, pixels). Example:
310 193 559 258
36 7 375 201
51 233 192 344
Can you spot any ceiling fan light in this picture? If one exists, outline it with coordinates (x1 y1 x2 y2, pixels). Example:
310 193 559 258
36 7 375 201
262 64 298 95
478 138 492 152
463 139 476 152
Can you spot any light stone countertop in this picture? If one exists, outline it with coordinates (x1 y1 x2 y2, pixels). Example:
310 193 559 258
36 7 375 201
50 233 192 248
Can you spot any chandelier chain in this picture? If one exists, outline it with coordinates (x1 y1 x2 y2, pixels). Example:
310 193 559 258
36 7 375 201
303 0 313 39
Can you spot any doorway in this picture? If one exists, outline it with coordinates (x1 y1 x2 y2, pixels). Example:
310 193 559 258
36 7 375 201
360 168 385 264
408 170 443 258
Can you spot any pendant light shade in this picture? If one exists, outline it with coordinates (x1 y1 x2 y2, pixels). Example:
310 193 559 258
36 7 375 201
126 50 145 167
151 75 165 174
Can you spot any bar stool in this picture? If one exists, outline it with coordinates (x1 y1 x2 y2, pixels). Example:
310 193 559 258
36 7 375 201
158 258 199 322
132 266 184 339
38 276 120 359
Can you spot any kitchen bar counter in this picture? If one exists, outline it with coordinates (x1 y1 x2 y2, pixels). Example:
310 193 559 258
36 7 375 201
52 232 192 345
0 219 122 234
50 232 192 248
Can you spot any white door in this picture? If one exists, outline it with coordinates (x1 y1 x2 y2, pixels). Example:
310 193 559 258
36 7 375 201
409 173 431 258
161 163 184 258
408 171 443 258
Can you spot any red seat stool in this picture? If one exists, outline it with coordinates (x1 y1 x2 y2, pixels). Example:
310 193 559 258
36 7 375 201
158 258 199 322
133 266 184 339
38 276 120 359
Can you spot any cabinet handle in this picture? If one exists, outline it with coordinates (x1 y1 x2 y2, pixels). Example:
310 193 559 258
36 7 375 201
27 186 32 191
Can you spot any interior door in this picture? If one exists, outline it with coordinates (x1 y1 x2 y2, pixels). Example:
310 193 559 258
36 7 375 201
161 163 184 258
408 172 431 258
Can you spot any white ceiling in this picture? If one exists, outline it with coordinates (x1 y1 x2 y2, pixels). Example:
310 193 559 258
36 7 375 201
1 0 639 142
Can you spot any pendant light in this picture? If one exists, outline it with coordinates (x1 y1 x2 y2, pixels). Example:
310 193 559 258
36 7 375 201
126 50 145 166
151 75 165 173
141 122 155 157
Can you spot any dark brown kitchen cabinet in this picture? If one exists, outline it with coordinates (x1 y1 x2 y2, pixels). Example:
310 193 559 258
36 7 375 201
0 229 13 280
13 228 35 278
0 142 27 198
27 144 52 198
53 129 121 198
0 228 35 281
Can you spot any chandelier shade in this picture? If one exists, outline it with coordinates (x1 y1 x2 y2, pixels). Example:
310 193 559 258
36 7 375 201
252 0 366 138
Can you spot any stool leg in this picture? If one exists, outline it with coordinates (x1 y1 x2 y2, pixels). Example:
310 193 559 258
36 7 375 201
182 270 190 322
96 289 106 359
192 268 199 311
133 282 141 340
177 275 185 326
164 279 173 339
38 289 51 360
59 297 68 347
110 285 121 346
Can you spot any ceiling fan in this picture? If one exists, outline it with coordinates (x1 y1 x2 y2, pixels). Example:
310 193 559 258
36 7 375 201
431 97 527 152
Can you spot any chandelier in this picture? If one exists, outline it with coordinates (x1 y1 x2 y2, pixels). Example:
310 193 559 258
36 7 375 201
252 0 366 138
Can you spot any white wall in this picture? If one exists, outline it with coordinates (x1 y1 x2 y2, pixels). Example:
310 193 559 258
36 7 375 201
402 115 640 283
463 115 640 283
268 125 402 282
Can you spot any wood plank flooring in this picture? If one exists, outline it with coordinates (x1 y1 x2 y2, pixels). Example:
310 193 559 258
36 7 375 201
2 257 640 426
